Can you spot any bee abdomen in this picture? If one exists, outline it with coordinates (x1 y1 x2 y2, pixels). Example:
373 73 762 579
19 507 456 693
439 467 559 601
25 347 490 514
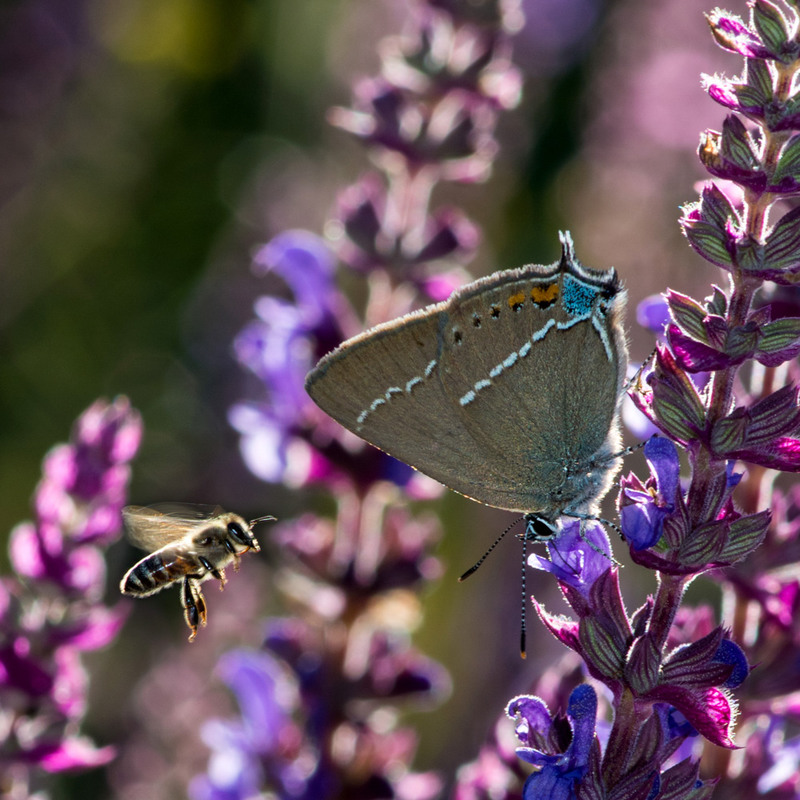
122 553 185 596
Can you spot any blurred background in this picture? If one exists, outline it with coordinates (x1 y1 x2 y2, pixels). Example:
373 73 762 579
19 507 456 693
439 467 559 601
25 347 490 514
0 0 745 796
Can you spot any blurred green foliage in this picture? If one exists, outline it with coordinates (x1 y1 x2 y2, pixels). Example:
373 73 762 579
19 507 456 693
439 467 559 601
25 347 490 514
0 0 347 545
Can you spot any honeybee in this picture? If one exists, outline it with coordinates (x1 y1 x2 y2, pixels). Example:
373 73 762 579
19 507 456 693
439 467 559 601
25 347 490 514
120 505 274 641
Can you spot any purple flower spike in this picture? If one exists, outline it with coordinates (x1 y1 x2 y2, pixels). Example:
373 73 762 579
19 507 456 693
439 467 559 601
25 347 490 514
507 684 597 800
488 3 800 797
0 397 140 792
619 437 681 550
335 173 480 283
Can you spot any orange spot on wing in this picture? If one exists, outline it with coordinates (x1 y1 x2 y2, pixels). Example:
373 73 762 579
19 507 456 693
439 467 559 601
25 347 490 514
531 284 559 305
508 291 526 310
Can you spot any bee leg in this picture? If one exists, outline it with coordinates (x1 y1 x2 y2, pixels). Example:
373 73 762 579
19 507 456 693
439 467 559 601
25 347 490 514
182 578 208 642
223 539 243 573
199 556 222 581
198 555 227 590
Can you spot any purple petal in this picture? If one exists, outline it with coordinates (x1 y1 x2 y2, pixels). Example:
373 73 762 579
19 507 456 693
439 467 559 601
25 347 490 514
645 436 681 505
515 685 597 800
228 404 291 483
537 521 611 595
235 299 311 415
37 737 116 772
620 503 664 550
52 605 128 651
65 546 106 599
42 444 78 489
713 639 749 689
216 649 295 752
647 685 736 749
190 742 261 800
619 438 680 550
637 295 670 334
9 523 47 580
74 503 123 544
506 695 553 746
565 684 598 765
51 647 87 717
253 230 335 324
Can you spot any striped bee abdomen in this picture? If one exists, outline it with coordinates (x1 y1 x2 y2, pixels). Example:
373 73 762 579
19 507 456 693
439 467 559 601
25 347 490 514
121 549 194 596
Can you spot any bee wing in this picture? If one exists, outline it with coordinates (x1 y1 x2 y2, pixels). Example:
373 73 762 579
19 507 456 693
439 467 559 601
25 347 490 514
122 504 225 550
146 502 225 520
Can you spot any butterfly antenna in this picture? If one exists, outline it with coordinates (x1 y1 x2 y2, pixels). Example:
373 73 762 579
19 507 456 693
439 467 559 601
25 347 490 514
624 347 657 392
459 517 523 582
610 440 646 462
520 532 528 659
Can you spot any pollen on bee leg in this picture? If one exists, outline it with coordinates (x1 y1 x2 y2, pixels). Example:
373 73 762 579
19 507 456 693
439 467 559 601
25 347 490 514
218 568 227 591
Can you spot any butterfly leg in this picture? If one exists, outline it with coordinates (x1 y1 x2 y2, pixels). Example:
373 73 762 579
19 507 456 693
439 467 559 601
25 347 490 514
182 577 208 642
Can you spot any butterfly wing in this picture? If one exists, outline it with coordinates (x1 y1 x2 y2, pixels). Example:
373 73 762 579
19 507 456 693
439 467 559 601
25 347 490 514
305 241 627 514
306 304 516 499
443 269 626 512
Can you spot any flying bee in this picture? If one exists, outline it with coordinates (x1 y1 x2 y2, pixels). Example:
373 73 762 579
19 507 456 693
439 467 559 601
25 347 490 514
120 505 274 641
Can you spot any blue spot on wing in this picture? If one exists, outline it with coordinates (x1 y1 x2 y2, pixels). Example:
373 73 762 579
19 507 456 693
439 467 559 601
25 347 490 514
562 274 599 316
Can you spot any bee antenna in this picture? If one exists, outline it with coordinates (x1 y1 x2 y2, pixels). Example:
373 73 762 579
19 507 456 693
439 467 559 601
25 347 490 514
249 515 276 527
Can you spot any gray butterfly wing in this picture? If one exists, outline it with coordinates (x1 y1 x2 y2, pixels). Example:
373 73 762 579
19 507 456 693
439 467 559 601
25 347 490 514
306 303 515 502
437 268 627 512
305 257 627 514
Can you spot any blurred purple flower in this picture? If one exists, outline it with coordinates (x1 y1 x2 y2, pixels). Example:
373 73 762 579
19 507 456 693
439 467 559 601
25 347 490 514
229 231 347 486
189 649 301 800
0 397 141 793
335 172 480 281
193 620 447 800
755 721 800 796
637 294 671 335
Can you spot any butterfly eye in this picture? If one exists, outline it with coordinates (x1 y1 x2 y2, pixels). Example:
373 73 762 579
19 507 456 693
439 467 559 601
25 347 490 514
523 514 559 542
